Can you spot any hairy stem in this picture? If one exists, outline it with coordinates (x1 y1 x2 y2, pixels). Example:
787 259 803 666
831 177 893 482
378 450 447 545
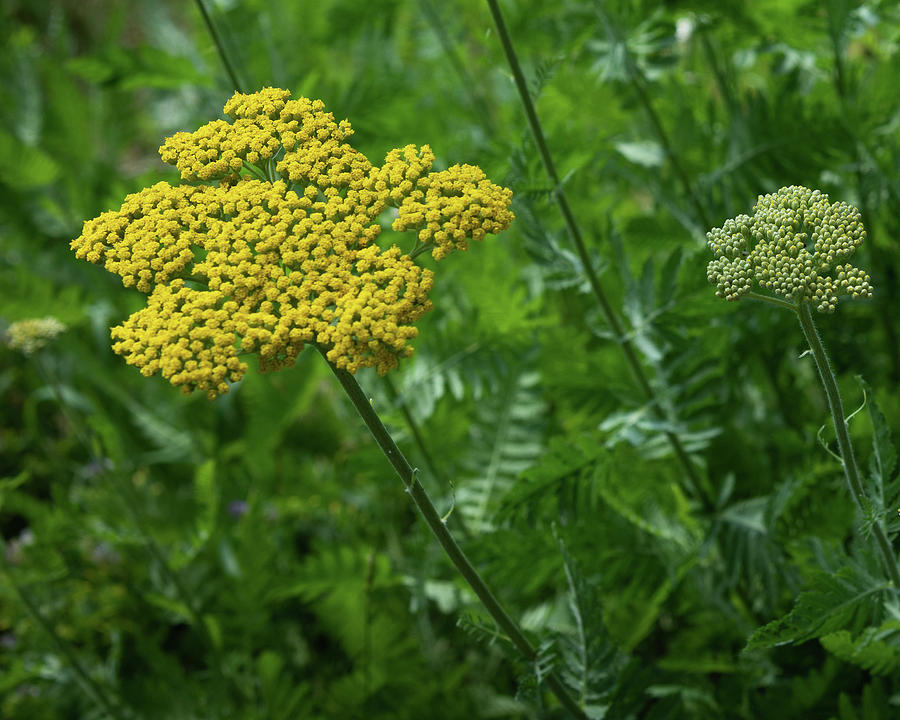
796 302 900 588
484 0 710 509
318 347 590 720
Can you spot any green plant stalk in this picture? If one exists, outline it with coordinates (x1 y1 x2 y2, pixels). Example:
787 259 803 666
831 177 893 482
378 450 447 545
34 361 229 688
746 291 798 312
0 545 127 720
484 0 710 509
318 347 590 720
824 4 900 382
796 302 900 588
594 7 711 230
382 375 472 539
194 0 245 93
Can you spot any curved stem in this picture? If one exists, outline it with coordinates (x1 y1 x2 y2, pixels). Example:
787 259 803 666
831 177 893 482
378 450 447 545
745 291 799 312
796 302 900 588
409 243 432 260
318 347 589 720
243 160 269 183
484 0 710 509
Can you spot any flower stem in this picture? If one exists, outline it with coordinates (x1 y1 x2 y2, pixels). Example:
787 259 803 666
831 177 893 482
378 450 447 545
484 0 710 510
796 302 900 588
745 291 799 312
318 348 590 720
593 6 710 230
194 0 245 93
382 374 472 539
0 544 129 720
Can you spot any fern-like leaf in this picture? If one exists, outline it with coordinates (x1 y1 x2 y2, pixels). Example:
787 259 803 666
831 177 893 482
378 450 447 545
747 563 891 649
556 535 625 717
820 618 900 676
857 376 900 539
598 229 722 459
712 476 800 613
456 366 546 534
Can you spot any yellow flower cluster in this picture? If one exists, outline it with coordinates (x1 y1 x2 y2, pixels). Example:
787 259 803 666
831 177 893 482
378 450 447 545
71 88 513 398
393 160 514 260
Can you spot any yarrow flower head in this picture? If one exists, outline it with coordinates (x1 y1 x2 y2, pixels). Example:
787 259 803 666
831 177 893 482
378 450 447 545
5 317 67 355
71 88 513 398
706 185 873 312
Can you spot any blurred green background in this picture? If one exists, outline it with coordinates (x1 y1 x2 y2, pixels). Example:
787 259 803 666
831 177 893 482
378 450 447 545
3 0 900 717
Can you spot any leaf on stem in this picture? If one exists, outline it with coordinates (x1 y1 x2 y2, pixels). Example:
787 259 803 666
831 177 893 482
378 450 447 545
746 563 891 649
856 376 899 525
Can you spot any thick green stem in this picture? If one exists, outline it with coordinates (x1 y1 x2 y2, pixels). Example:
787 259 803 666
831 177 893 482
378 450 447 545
318 348 589 720
484 0 710 509
796 302 900 588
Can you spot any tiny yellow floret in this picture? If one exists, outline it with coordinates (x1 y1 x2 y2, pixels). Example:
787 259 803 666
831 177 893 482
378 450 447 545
71 88 514 397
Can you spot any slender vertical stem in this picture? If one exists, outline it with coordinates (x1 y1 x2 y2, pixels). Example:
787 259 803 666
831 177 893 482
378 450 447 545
593 7 710 229
318 348 589 720
34 361 228 685
419 0 497 135
824 4 900 382
194 0 245 93
796 302 900 588
0 546 128 720
825 4 848 101
697 27 734 112
484 0 710 508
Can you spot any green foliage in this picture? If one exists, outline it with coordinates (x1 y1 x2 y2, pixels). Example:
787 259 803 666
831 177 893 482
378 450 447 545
747 562 892 649
821 618 900 676
4 0 900 718
857 376 900 538
456 364 546 534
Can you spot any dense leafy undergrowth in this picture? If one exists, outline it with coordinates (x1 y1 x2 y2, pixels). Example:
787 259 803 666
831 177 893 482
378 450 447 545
3 0 900 717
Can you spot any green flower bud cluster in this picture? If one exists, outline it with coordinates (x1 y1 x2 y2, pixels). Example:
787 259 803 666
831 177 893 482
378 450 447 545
706 186 873 312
